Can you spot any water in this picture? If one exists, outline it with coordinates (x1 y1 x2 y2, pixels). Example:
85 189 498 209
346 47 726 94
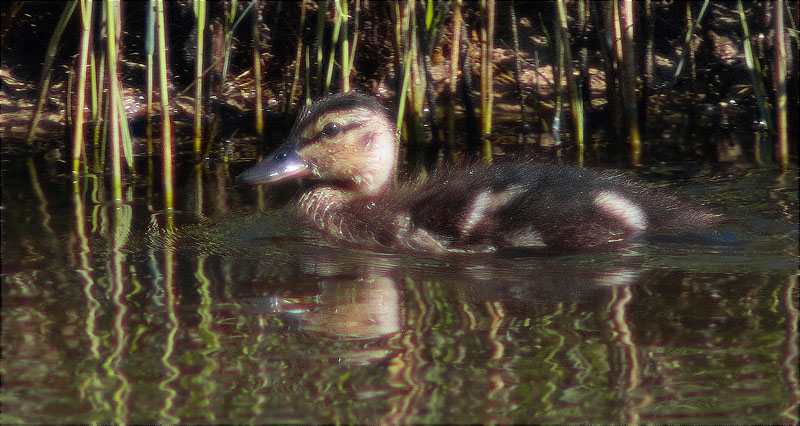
1 150 797 424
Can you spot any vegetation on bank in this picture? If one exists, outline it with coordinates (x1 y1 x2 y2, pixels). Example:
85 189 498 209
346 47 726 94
0 1 796 218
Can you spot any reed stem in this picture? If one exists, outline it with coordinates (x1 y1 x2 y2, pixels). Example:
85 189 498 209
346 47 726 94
193 0 206 151
156 0 175 227
252 0 263 137
106 0 123 204
72 0 94 177
26 1 77 144
287 1 307 112
325 0 342 93
774 0 789 170
480 0 496 163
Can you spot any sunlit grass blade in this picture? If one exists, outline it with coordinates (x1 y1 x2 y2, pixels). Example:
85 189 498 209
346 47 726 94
26 1 77 144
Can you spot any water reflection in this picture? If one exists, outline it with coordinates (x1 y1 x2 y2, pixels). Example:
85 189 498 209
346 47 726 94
1 154 798 424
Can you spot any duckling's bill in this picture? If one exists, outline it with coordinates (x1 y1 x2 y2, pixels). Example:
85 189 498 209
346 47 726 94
238 141 309 184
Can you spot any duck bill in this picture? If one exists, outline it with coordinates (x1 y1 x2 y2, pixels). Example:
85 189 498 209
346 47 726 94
238 141 309 185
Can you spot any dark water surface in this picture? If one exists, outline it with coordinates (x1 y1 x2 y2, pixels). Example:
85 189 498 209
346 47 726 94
1 149 798 424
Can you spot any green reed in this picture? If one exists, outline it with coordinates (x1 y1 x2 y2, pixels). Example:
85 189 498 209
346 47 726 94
72 0 94 177
156 0 175 227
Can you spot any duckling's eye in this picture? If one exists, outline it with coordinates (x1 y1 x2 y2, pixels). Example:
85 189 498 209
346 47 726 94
321 122 341 138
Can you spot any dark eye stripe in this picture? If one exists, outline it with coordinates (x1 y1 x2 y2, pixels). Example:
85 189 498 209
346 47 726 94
298 121 366 149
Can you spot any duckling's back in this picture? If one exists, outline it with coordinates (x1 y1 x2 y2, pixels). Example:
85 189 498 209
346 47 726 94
404 163 722 252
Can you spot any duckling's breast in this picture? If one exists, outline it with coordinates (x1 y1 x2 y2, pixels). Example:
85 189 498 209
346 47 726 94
297 186 349 238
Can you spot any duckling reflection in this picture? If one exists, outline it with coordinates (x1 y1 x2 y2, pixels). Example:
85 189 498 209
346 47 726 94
270 274 401 341
235 248 643 345
239 92 723 253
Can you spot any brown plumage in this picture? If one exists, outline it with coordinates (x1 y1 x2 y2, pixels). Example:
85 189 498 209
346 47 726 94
239 92 723 253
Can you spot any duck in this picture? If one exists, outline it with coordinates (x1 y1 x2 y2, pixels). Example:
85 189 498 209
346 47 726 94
238 92 722 253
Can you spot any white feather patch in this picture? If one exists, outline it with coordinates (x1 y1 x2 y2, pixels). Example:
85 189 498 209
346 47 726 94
592 190 648 231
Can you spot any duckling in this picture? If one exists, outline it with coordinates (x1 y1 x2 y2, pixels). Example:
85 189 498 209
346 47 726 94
238 92 722 253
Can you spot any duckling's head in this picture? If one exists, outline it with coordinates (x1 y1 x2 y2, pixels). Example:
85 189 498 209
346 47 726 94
239 92 396 196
